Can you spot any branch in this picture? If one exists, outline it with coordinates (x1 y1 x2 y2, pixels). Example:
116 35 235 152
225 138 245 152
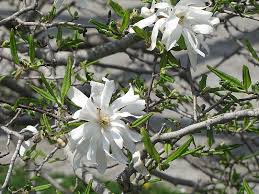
152 108 259 142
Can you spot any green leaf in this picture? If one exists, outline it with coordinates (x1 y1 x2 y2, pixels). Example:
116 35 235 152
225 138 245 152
130 113 153 128
243 39 259 61
32 184 52 191
242 65 252 90
31 84 56 102
10 29 20 65
120 10 130 32
28 34 36 63
108 0 125 17
61 57 72 104
208 65 243 88
141 128 160 163
84 179 93 194
199 74 207 91
243 179 254 194
163 136 193 164
40 74 60 104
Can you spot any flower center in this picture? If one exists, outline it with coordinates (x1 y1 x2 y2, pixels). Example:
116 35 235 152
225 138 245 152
97 109 110 129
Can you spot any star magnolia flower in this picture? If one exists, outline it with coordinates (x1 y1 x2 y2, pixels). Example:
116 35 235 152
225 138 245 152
67 78 146 173
130 0 219 66
54 0 87 9
19 126 38 156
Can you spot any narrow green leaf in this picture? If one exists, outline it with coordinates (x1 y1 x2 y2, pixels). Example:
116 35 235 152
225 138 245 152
89 19 109 30
131 113 153 128
141 128 160 163
199 74 207 91
108 0 125 17
207 65 243 88
242 65 252 90
61 57 72 104
31 85 56 102
10 29 20 64
163 136 193 164
120 10 130 32
243 179 254 194
84 179 93 194
32 184 51 191
40 74 60 104
28 34 35 63
243 39 259 61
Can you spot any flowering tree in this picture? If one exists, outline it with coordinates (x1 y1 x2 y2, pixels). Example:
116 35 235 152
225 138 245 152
0 0 259 193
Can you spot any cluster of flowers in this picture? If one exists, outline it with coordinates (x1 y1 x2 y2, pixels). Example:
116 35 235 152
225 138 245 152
20 0 220 175
130 0 219 66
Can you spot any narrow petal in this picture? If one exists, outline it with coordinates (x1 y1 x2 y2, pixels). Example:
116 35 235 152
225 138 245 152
96 140 107 174
119 100 146 115
84 98 98 120
132 151 149 176
100 78 115 109
67 87 88 108
72 109 97 122
110 86 138 112
141 7 154 17
148 18 166 50
183 31 198 67
110 128 124 149
130 14 157 33
192 24 213 34
90 81 104 107
162 17 180 43
19 141 31 156
183 29 205 57
165 23 183 51
87 136 98 162
102 130 128 164
111 120 141 142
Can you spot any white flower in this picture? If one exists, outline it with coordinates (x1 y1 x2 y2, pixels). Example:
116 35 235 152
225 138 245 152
19 125 38 156
54 0 87 9
130 0 219 66
67 78 146 173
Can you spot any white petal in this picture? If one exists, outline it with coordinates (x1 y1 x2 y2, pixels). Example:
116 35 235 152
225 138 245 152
19 141 31 156
183 30 198 67
130 14 157 33
110 128 124 149
132 151 149 176
162 17 180 43
72 139 90 169
164 23 183 51
110 86 138 111
100 78 115 109
120 100 146 115
72 109 97 122
153 2 171 9
67 87 88 108
141 7 154 17
177 0 207 7
192 24 213 34
96 140 107 174
112 127 136 153
90 81 104 107
183 29 205 57
87 136 98 162
148 18 166 50
69 122 99 146
21 125 37 135
102 130 128 164
111 120 141 142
